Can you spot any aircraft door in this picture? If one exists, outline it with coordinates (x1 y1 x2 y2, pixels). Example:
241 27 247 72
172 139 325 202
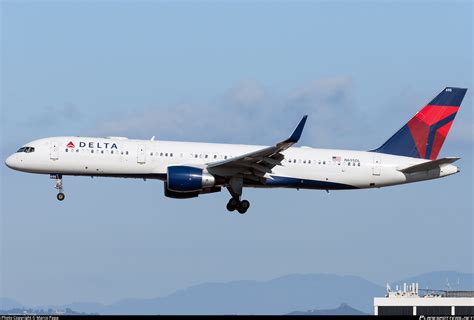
137 144 146 164
50 141 59 160
372 156 381 176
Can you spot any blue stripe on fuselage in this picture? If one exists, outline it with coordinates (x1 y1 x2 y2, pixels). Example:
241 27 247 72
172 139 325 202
265 175 358 190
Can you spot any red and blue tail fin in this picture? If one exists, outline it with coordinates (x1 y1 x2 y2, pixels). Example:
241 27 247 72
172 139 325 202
373 87 467 160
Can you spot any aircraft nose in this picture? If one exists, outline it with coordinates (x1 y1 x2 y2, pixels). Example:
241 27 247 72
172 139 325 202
5 155 16 169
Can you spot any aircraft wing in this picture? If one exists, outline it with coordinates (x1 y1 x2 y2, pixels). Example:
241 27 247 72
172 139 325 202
397 157 460 174
206 115 308 182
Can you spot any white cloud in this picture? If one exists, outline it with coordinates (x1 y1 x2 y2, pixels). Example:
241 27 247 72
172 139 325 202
89 76 373 149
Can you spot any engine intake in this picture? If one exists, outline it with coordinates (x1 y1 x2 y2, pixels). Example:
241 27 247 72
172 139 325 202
167 166 215 192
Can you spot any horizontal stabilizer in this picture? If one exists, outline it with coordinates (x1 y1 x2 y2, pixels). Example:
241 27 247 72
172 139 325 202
397 157 460 174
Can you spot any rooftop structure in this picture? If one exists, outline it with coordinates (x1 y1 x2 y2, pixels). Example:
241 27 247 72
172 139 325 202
374 283 474 316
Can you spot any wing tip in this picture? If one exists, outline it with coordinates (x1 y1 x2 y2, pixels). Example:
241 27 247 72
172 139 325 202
286 115 308 143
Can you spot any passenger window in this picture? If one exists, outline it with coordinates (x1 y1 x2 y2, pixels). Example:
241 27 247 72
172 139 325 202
111 151 114 154
308 160 311 164
358 163 361 166
323 161 326 165
101 150 104 154
91 150 94 153
170 153 173 157
65 149 68 152
76 149 79 153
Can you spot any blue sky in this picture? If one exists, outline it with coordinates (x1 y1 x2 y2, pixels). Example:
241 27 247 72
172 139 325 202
1 0 472 307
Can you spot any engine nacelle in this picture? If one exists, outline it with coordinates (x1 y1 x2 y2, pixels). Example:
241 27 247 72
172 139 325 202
164 186 199 199
164 183 221 199
167 165 216 192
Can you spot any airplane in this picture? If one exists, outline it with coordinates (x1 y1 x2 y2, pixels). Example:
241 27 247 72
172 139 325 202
4 87 467 214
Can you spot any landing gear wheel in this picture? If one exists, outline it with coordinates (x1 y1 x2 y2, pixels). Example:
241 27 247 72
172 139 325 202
226 198 239 212
237 200 250 214
51 174 65 201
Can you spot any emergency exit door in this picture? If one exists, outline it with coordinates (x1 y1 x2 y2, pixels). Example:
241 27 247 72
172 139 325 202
372 157 381 176
137 145 146 164
50 141 59 160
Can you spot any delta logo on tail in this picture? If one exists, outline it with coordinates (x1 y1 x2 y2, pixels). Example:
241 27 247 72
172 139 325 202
374 87 467 160
66 141 75 148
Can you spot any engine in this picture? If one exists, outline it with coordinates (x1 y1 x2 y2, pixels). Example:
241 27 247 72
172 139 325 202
164 185 200 199
164 183 221 199
167 165 216 193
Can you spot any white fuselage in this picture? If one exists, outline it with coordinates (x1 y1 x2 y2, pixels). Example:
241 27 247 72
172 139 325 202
5 136 459 190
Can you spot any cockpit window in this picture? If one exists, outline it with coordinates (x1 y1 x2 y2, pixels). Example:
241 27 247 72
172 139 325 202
17 146 35 153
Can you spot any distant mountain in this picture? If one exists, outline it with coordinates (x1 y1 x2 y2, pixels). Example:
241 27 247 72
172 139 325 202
54 274 385 315
288 303 367 315
0 297 24 310
4 271 473 315
0 307 94 315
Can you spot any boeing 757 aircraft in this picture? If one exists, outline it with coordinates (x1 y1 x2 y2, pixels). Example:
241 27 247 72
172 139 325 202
5 87 467 213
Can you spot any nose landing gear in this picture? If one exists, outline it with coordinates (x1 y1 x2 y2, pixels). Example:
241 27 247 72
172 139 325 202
51 174 65 201
57 192 65 201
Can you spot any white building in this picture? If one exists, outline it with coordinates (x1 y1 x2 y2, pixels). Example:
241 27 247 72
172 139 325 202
374 283 474 316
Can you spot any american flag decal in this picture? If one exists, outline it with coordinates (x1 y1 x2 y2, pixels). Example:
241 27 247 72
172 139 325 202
332 156 341 162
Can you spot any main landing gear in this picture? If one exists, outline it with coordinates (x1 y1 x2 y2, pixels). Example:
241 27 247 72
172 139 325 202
226 198 250 214
51 174 65 201
226 175 250 214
